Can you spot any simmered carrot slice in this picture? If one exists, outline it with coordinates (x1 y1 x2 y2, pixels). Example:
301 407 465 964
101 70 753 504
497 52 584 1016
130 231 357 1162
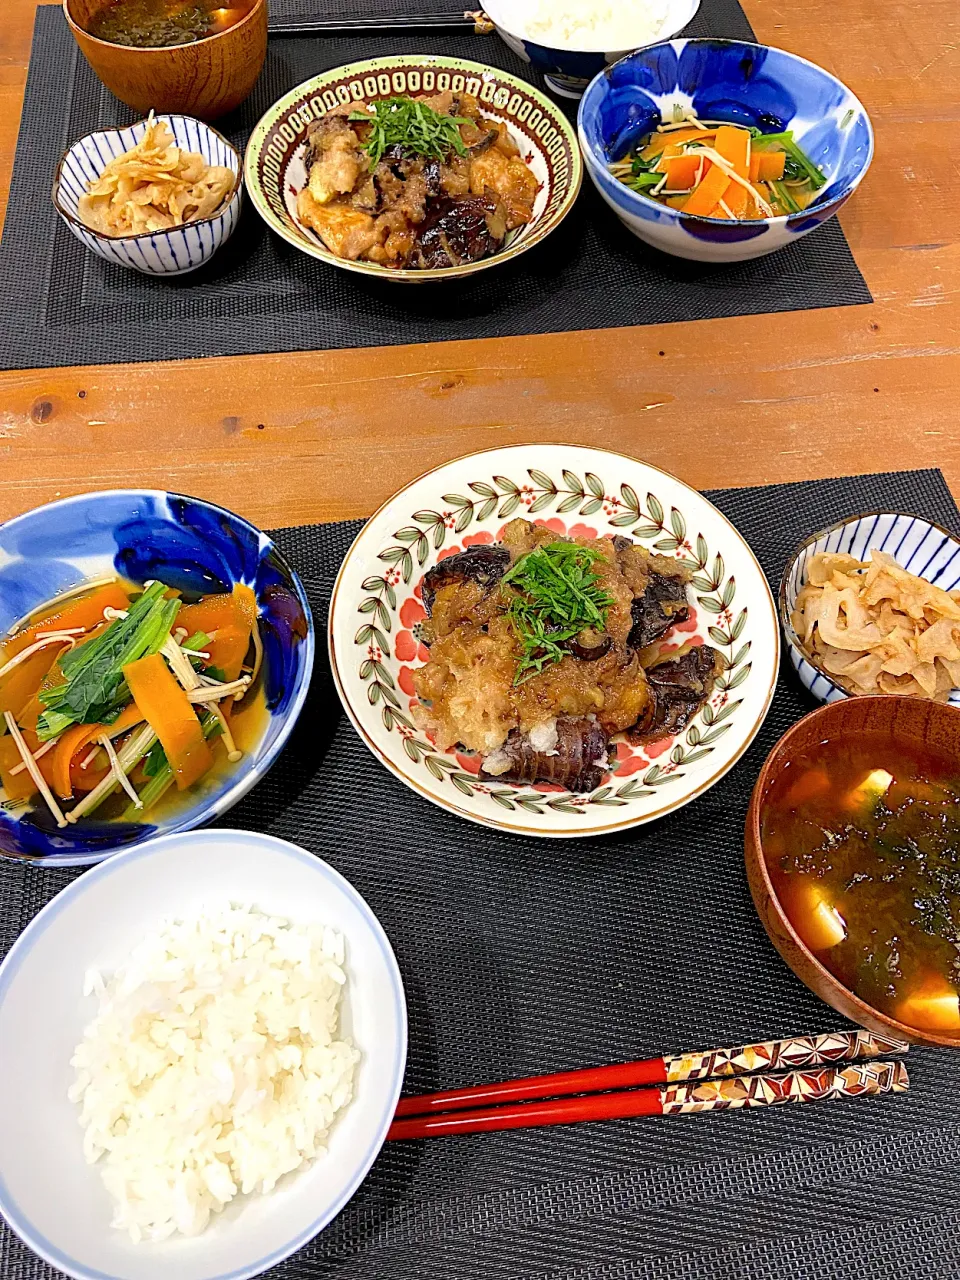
232 584 257 633
50 702 144 800
0 729 58 802
640 127 717 158
1 584 131 664
176 593 238 637
177 584 257 642
123 654 211 790
715 180 753 219
681 162 731 217
749 150 785 182
660 154 700 189
0 735 37 802
0 647 62 719
714 124 751 178
205 625 251 682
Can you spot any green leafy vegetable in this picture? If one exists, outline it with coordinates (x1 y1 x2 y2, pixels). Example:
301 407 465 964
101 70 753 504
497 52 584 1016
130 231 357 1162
625 172 663 192
501 542 614 685
753 130 826 189
125 712 223 817
141 739 169 778
769 178 801 213
36 582 179 741
631 152 660 176
349 97 470 169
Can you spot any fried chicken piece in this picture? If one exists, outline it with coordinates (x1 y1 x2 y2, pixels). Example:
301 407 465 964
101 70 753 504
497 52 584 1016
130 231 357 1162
303 117 365 206
468 147 538 229
296 190 380 260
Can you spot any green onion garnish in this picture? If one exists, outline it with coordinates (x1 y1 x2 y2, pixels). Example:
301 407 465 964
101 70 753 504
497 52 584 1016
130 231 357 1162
502 542 614 686
349 97 471 169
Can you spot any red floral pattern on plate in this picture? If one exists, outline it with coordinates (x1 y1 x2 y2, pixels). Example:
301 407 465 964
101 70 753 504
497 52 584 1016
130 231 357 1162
400 598 426 629
345 459 761 826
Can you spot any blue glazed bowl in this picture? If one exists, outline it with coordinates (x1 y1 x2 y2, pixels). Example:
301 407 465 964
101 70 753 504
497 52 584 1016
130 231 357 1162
482 0 700 99
578 39 873 262
780 512 960 706
0 492 314 867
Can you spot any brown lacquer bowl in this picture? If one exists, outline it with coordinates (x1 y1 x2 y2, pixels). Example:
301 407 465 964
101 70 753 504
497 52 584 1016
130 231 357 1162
64 0 267 119
745 695 960 1048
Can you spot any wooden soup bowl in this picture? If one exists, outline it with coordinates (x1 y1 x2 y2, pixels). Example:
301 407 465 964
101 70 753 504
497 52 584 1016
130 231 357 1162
64 0 267 120
745 694 960 1048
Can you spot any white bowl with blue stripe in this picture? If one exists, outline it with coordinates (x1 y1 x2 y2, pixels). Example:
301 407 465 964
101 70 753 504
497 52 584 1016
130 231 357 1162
780 512 960 706
0 829 407 1280
53 115 242 276
578 39 873 262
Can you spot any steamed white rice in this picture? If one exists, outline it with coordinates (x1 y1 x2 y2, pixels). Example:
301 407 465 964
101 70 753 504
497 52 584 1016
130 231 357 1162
69 904 360 1243
509 0 670 51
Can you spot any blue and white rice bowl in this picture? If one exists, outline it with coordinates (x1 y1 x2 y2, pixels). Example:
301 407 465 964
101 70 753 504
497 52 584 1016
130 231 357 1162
53 115 242 276
578 39 873 262
780 512 960 707
482 0 700 99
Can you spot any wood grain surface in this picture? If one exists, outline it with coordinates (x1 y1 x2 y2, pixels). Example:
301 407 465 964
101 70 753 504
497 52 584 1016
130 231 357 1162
0 0 958 530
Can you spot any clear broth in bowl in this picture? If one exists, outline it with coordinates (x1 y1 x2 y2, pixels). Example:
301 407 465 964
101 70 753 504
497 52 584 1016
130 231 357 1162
761 730 960 1034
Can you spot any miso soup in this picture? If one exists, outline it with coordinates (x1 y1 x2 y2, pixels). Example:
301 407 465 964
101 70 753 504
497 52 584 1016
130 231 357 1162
87 0 254 48
761 731 960 1034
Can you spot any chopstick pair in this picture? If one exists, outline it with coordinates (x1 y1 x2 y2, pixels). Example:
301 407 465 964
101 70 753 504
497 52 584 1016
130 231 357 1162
267 9 493 35
388 1028 910 1140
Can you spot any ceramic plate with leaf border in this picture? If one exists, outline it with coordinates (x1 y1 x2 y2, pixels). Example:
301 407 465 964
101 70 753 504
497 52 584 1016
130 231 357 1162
243 55 582 282
329 446 779 838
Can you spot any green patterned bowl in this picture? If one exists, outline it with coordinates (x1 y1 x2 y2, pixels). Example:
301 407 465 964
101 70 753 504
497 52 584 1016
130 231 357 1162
329 445 780 838
243 55 582 282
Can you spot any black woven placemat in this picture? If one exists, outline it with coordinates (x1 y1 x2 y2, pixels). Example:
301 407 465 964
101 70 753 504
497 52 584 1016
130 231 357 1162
2 467 959 1280
0 3 871 371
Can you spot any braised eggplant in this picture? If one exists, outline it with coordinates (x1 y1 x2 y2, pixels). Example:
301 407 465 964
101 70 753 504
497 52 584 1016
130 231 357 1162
634 647 720 740
481 716 610 793
415 194 507 269
627 571 691 649
420 545 510 616
413 518 722 796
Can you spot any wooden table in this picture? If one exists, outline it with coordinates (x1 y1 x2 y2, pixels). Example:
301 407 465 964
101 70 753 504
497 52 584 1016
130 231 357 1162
1 0 958 529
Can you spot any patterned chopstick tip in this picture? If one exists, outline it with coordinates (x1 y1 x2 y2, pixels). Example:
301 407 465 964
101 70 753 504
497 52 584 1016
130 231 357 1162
665 1028 910 1083
660 1059 909 1115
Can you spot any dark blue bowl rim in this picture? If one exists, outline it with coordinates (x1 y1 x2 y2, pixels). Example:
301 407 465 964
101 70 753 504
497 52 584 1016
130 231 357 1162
576 38 875 225
0 489 315 868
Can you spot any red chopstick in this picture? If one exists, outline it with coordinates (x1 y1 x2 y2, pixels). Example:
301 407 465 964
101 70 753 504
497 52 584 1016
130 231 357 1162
393 1027 909 1119
387 1059 909 1140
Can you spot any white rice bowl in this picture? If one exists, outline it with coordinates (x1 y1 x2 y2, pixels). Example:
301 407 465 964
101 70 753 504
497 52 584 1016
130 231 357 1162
507 0 671 50
0 830 406 1280
71 905 361 1243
